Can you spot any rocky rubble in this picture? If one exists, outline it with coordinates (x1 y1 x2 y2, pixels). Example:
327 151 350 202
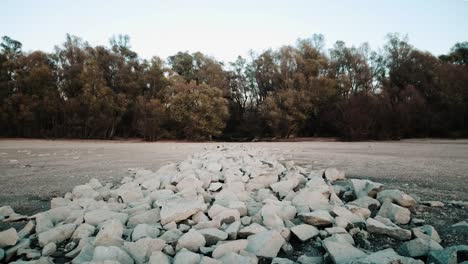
0 146 467 263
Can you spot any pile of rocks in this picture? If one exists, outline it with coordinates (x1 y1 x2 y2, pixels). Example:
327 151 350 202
0 146 466 264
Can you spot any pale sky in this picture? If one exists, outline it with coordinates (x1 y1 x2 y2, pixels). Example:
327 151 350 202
2 0 468 63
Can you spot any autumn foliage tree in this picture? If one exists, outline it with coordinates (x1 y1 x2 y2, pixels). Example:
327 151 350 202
0 33 467 141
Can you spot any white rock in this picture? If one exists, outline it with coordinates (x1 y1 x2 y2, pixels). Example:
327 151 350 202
238 223 268 238
173 249 201 264
213 209 240 225
127 208 161 228
148 251 170 264
72 223 96 239
324 168 345 182
200 256 223 264
72 184 101 200
270 180 298 197
245 230 285 258
198 228 228 245
292 189 329 209
42 242 56 256
366 218 411 240
17 221 35 239
209 182 223 192
349 196 381 210
212 239 248 258
124 238 166 264
92 245 134 264
323 240 366 263
225 221 241 240
0 228 19 247
94 219 124 247
377 190 416 208
218 252 252 264
160 196 206 224
0 206 15 217
350 179 383 198
291 224 319 242
132 224 160 241
84 209 128 226
38 224 76 247
299 210 334 227
377 201 411 225
160 229 183 243
176 230 206 252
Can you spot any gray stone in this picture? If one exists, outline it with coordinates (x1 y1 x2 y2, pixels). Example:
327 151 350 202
297 255 324 264
377 201 411 225
322 240 366 263
398 238 443 257
451 220 468 231
291 224 319 242
246 230 285 258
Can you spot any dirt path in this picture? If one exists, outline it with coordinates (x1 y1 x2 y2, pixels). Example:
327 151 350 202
0 139 467 215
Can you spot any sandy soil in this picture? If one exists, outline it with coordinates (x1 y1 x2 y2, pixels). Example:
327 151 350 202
0 139 467 247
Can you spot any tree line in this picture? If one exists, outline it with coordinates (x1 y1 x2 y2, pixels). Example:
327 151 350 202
0 34 467 141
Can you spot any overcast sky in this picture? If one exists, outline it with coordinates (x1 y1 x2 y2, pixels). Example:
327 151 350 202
3 0 468 63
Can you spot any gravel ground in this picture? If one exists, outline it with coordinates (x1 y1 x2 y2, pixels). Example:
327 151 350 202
0 138 467 247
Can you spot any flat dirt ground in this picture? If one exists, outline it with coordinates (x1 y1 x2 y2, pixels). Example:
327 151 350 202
0 139 467 247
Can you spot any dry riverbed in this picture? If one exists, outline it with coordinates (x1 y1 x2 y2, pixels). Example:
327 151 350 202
0 139 467 256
